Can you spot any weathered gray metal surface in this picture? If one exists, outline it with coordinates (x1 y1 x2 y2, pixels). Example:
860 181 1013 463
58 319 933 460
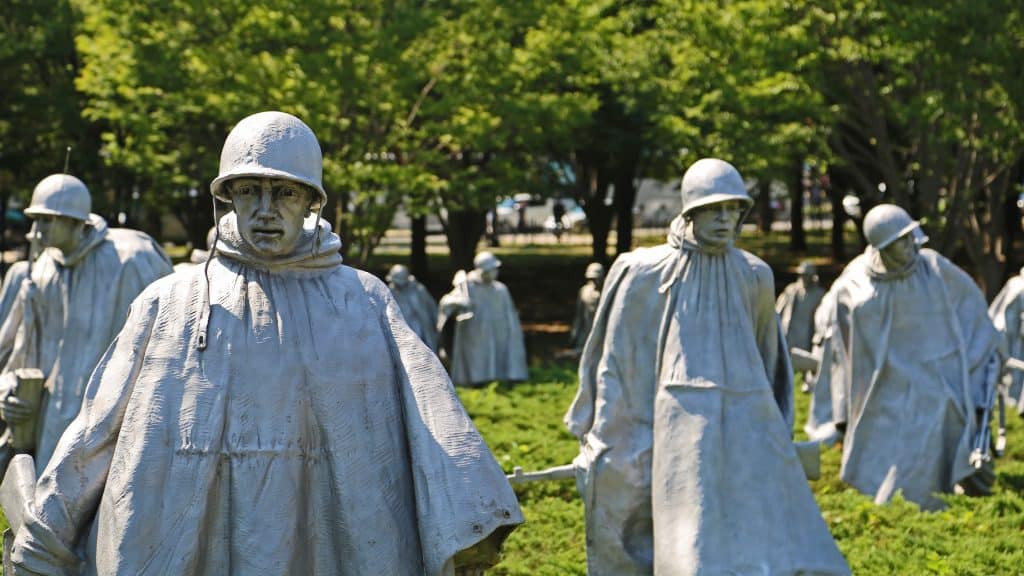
0 214 172 476
388 265 439 351
826 241 999 509
566 160 848 576
438 263 527 386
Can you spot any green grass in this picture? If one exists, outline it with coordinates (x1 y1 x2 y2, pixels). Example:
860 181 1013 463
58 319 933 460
2 366 1020 573
459 369 1024 575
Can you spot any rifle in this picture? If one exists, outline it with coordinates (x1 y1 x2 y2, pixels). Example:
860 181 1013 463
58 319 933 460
1 454 36 573
789 347 821 374
451 270 474 322
969 355 1002 470
506 440 824 485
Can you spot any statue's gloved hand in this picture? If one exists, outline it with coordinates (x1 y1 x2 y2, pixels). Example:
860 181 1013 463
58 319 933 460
0 395 34 425
17 278 39 305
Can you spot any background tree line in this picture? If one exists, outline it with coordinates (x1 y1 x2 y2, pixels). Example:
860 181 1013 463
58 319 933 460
2 0 1022 293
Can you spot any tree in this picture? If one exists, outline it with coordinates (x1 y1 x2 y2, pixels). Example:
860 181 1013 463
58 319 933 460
0 0 102 241
808 0 1024 294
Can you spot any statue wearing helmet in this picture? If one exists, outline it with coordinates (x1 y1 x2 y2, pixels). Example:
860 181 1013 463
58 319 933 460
818 203 999 509
386 264 439 351
566 158 848 575
989 266 1024 415
0 173 172 477
9 111 521 576
570 262 605 352
438 250 528 386
776 260 826 361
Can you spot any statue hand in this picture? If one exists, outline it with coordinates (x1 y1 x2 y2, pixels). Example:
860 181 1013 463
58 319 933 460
1 395 34 425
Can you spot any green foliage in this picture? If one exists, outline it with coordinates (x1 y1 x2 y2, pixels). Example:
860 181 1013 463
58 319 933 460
459 366 1024 573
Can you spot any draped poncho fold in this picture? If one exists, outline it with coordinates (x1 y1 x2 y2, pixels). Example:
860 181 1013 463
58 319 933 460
0 215 172 475
565 217 848 576
12 213 522 575
438 274 527 386
390 278 439 351
826 248 999 509
989 268 1024 412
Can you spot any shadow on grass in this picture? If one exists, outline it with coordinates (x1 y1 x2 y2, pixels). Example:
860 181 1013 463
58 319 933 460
998 472 1024 494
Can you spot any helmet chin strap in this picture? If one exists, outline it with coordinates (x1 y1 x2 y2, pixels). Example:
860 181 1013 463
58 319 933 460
196 195 220 351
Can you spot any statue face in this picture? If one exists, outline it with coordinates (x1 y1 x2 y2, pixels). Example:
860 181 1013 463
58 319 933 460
879 233 918 270
691 200 745 249
228 177 312 257
480 268 499 283
34 214 84 254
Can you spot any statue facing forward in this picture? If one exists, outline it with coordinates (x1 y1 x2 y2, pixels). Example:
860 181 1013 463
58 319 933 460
438 252 528 386
822 204 1000 509
8 112 521 575
570 262 605 352
0 174 172 476
566 158 848 575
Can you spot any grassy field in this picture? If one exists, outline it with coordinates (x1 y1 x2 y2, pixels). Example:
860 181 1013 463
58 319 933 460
460 367 1024 575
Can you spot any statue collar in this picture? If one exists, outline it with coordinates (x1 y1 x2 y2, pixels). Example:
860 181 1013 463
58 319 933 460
213 212 343 272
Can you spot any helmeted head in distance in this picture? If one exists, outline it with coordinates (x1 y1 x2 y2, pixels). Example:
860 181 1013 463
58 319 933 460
474 251 501 283
680 158 752 250
585 262 605 284
26 173 91 254
387 264 412 287
213 111 324 257
863 203 924 271
796 261 818 282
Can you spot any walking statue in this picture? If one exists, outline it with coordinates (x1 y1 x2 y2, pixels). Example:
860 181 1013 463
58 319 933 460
0 174 172 476
565 158 848 575
4 111 521 575
386 264 438 351
438 252 527 386
570 263 605 353
821 203 1000 509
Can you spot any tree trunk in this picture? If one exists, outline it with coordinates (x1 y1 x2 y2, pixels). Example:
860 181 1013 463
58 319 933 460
410 215 429 280
444 208 486 271
0 191 8 271
825 169 846 262
756 180 772 234
790 159 807 251
576 166 614 265
613 165 637 256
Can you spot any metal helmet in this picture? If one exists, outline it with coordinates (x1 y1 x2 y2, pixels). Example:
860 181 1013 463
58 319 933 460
210 111 327 209
585 262 605 279
473 251 502 271
680 158 752 217
387 264 411 284
796 261 817 276
863 204 920 250
24 174 91 221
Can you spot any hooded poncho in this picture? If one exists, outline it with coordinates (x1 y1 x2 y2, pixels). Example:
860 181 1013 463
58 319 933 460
826 248 999 509
0 260 32 367
565 216 848 576
389 277 439 351
0 261 30 323
570 281 601 352
988 268 1024 412
804 287 843 440
11 213 522 575
776 278 825 352
438 272 527 386
0 215 172 475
